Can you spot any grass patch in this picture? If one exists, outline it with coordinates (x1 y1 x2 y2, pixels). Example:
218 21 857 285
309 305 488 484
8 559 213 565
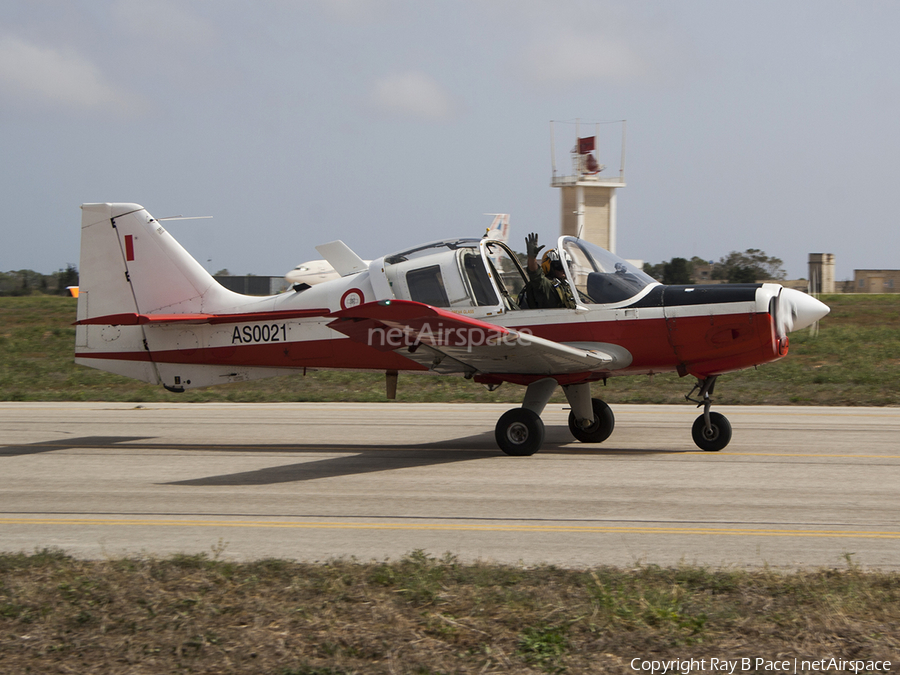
1 294 898 405
0 549 897 673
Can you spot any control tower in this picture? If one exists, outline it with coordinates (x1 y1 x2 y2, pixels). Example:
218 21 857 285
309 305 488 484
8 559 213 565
550 120 626 253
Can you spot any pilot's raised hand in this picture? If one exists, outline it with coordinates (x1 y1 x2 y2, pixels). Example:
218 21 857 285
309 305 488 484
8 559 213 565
526 233 544 261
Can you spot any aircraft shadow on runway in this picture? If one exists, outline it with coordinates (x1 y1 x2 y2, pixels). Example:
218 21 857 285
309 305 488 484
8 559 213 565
0 436 152 457
1 431 682 486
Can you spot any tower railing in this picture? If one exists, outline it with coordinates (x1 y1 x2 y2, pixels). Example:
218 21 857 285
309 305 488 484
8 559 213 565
550 173 625 187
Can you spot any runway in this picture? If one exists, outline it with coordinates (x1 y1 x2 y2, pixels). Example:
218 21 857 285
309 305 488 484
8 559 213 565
1 402 898 568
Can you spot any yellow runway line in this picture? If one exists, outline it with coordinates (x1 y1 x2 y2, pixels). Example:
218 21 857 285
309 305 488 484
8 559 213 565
1 518 898 539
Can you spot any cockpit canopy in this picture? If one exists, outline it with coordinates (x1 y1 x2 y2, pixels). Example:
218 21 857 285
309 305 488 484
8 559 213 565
380 236 656 311
558 237 657 305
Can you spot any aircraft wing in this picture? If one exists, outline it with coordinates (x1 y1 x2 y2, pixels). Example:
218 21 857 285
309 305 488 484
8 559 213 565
327 300 616 376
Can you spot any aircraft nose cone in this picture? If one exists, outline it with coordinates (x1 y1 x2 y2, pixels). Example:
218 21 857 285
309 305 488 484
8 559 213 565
779 287 830 333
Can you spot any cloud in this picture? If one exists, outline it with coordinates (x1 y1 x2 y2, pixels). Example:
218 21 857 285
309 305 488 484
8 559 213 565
369 71 455 121
0 35 131 111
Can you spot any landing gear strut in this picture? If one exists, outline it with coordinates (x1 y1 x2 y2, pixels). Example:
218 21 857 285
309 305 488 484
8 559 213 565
564 382 615 444
686 376 732 451
494 379 616 456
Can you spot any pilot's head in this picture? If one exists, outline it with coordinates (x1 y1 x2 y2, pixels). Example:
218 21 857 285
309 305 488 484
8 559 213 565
541 249 568 280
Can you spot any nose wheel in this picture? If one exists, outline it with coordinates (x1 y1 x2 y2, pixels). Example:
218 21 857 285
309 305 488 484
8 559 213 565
686 375 732 451
691 411 732 451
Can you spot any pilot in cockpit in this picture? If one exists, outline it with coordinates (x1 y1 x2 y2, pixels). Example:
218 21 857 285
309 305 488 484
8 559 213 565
523 233 577 309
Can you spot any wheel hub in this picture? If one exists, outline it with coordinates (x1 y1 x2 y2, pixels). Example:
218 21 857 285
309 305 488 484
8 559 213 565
579 416 598 431
507 422 529 444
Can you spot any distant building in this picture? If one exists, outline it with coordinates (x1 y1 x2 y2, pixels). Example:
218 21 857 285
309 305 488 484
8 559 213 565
852 270 900 293
808 254 835 294
691 262 714 282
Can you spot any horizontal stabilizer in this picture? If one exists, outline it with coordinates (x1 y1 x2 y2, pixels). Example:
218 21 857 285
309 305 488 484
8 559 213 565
315 241 368 276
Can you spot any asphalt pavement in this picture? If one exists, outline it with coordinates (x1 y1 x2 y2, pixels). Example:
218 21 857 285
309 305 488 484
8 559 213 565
1 402 897 568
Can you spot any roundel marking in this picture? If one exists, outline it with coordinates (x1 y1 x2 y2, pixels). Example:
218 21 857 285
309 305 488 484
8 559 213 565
341 288 364 310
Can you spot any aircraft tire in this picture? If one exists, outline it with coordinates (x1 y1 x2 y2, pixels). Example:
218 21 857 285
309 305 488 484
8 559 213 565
568 398 615 444
495 408 545 456
691 412 732 451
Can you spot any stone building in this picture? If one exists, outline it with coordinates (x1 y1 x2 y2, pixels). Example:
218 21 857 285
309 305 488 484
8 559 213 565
852 269 900 293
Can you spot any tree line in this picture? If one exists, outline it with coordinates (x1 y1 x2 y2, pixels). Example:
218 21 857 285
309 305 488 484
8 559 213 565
0 265 79 296
0 250 788 296
643 249 787 285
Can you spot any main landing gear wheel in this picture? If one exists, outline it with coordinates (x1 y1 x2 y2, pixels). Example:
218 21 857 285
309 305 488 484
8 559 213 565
691 411 732 452
495 408 545 456
568 398 615 444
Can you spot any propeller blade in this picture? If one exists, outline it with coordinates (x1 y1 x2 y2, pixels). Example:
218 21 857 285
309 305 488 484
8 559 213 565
777 287 830 338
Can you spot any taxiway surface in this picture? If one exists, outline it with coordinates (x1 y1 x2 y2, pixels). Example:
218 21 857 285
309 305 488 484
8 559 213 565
1 402 898 568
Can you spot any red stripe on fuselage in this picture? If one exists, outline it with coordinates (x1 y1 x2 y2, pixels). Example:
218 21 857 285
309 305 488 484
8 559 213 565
77 338 427 371
76 310 783 379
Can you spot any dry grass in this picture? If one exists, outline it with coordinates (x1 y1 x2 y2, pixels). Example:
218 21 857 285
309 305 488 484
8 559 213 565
1 549 898 674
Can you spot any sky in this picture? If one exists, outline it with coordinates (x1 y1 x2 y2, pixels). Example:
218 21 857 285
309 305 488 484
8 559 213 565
2 0 898 282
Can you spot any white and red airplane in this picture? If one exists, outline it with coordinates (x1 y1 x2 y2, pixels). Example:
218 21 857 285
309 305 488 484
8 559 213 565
75 203 829 456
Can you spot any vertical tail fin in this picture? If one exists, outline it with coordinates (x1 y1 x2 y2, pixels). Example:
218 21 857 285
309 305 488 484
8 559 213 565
484 213 510 243
75 203 242 383
78 203 235 321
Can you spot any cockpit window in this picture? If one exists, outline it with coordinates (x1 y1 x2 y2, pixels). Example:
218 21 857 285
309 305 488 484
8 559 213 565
406 265 450 307
461 252 498 306
561 237 657 304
